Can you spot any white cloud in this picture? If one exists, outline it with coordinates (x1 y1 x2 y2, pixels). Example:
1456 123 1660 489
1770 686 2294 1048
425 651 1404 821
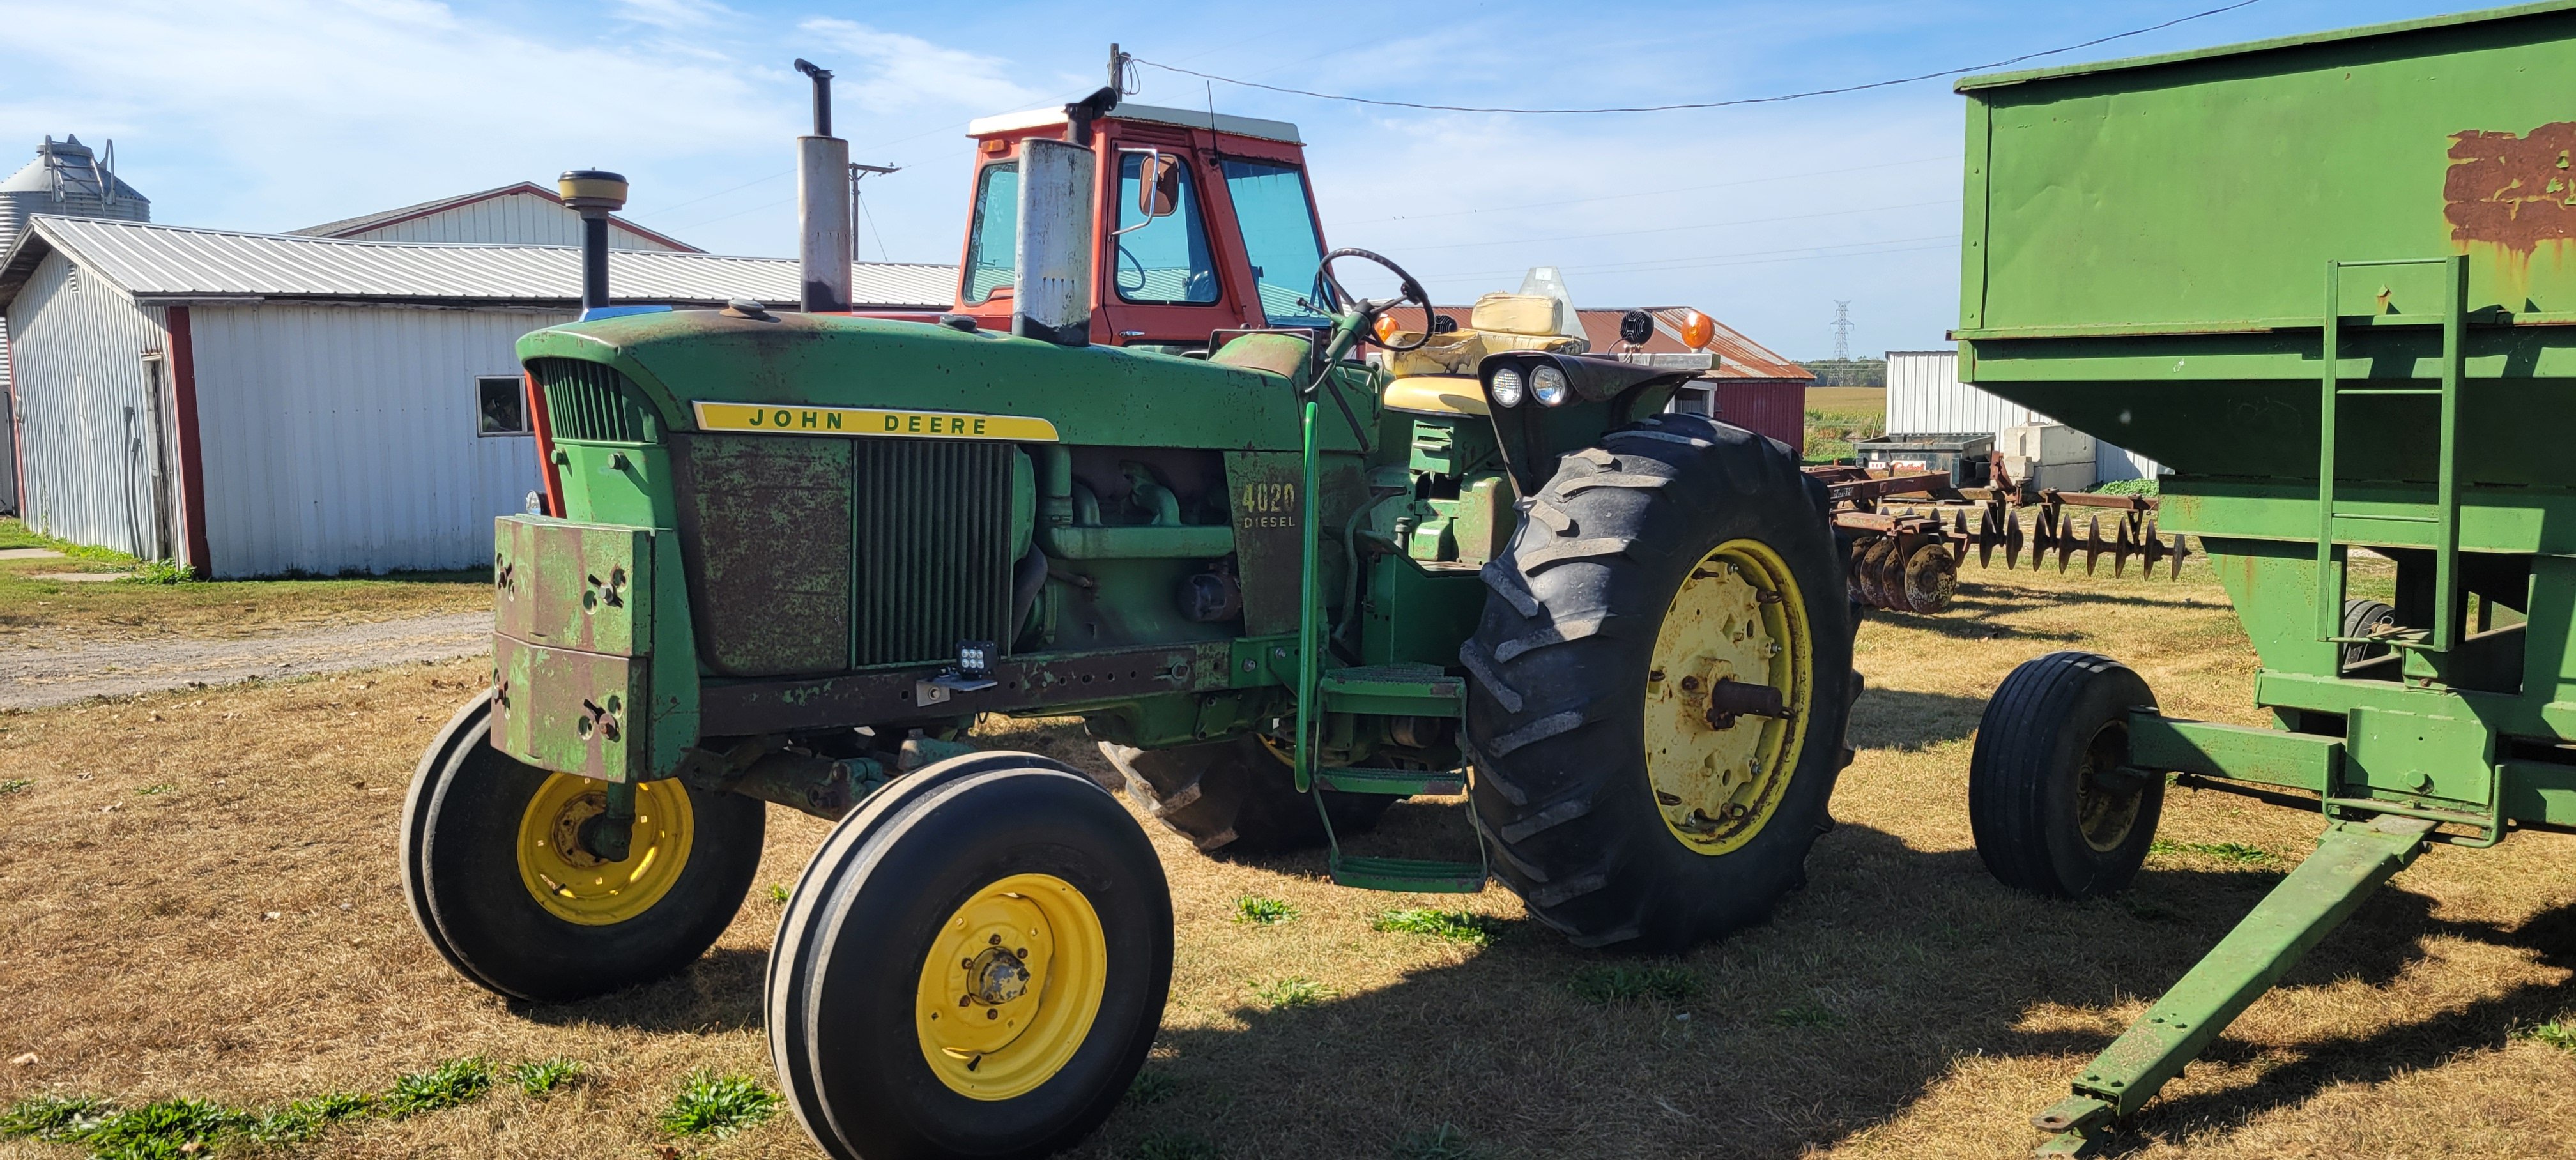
609 0 735 30
795 18 1050 116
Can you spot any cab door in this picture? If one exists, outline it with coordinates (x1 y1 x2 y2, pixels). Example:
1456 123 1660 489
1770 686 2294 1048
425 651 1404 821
1090 123 1254 346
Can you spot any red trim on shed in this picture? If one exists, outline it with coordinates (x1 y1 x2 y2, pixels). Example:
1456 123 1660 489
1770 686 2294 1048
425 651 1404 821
164 307 214 576
526 371 564 519
5 329 24 516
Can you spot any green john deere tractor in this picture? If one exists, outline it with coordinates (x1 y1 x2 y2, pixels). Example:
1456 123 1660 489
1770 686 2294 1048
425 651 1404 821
401 73 1855 1158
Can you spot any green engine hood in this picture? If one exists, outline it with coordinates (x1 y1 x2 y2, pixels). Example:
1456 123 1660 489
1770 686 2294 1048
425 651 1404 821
516 310 1322 452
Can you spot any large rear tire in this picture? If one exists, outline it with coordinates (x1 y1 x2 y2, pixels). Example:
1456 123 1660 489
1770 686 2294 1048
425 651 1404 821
1967 650 2163 899
769 754 1170 1160
1461 415 1854 950
402 706 766 1003
1100 735 1392 855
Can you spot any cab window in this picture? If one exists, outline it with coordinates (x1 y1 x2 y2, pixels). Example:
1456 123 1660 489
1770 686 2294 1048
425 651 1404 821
963 162 1018 303
1113 152 1218 305
1221 158 1329 328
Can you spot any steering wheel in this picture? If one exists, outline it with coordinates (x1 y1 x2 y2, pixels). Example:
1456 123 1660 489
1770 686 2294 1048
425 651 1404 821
1115 245 1147 294
1317 247 1434 352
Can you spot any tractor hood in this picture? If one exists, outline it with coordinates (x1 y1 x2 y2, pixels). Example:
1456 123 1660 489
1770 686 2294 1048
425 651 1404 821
517 309 1333 452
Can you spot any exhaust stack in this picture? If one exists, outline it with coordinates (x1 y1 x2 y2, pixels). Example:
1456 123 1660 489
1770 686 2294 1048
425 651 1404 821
557 169 628 312
793 59 852 313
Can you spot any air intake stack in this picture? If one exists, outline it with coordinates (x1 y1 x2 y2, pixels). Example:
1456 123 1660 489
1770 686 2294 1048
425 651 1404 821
793 59 852 313
557 169 629 313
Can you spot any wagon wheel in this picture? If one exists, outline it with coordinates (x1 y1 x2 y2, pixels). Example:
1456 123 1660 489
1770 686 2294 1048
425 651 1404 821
1968 652 2163 898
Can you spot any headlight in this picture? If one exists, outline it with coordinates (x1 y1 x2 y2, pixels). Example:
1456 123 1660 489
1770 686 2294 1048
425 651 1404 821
1489 366 1526 408
1531 363 1570 406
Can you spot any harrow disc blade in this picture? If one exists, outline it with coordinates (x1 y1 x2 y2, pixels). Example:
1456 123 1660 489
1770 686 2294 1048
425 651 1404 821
1900 542 1959 614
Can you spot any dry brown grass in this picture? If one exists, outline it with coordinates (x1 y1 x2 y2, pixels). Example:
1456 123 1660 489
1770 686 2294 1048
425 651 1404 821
0 557 490 646
6 558 2576 1159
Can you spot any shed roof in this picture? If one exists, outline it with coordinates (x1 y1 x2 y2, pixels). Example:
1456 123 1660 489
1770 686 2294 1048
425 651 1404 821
1384 304 1813 381
289 181 700 252
0 217 956 312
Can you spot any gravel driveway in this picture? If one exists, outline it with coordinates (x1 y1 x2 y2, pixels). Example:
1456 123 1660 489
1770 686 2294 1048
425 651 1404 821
0 612 492 710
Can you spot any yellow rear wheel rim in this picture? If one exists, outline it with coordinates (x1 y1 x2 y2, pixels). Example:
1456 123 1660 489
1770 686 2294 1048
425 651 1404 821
1641 538 1814 855
514 775 694 926
916 873 1108 1101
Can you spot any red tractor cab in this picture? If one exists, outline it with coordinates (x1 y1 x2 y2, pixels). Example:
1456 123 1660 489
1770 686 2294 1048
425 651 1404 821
951 102 1330 348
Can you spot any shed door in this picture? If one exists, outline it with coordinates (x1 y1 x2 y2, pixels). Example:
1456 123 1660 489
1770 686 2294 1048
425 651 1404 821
141 355 178 561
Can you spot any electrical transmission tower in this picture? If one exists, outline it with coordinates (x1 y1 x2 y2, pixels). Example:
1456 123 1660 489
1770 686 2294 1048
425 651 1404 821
1825 301 1857 386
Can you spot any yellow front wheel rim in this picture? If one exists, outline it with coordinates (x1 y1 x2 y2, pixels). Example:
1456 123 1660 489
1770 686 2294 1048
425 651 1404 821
916 873 1108 1101
1641 538 1815 855
514 775 694 926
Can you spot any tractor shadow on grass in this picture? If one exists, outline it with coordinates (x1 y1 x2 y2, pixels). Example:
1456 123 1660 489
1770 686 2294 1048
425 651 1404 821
1061 814 2576 1160
511 945 770 1035
1844 685 1988 752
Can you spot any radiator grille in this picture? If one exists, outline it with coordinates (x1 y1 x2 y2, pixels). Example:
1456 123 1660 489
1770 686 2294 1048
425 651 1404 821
531 358 663 444
854 439 1016 668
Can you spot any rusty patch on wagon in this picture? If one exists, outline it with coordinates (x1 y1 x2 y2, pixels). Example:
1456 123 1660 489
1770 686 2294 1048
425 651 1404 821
2444 122 2576 252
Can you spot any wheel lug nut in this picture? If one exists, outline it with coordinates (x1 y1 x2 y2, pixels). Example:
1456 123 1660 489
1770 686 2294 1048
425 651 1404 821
1015 947 1027 958
986 1009 999 1020
988 933 1002 945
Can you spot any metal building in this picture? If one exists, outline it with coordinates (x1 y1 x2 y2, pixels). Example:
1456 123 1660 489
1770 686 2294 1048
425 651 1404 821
1 135 151 514
0 217 954 576
291 182 696 251
1886 349 2161 481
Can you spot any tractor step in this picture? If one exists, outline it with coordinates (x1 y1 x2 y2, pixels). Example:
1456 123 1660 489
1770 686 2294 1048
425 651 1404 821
1311 767 1466 795
1328 853 1487 893
1317 665 1465 718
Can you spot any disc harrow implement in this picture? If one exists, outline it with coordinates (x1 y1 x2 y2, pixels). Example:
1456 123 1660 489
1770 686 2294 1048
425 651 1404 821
1805 465 2193 616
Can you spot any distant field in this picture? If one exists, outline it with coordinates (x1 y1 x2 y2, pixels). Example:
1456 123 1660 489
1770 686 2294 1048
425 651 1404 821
1807 385 1887 415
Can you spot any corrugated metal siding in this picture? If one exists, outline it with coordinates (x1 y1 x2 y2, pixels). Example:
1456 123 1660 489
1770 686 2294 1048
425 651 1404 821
1712 379 1807 452
190 303 569 577
5 249 171 554
17 218 958 310
1886 349 2162 480
342 191 684 250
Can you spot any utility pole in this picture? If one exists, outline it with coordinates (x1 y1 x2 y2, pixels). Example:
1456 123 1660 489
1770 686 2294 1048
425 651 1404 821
1828 301 1855 386
847 162 900 262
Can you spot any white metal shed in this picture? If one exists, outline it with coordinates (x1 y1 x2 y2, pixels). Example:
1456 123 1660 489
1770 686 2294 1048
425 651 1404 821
0 217 956 577
1886 349 2161 482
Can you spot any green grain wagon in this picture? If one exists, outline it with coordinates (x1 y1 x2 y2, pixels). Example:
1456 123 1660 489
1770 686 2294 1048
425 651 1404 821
1954 3 2576 1152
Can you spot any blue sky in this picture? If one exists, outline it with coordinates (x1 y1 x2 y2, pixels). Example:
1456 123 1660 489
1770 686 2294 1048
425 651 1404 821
0 0 2485 358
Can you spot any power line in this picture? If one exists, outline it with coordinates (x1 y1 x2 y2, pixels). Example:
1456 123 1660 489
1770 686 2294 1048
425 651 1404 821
1131 0 2261 115
1386 198 1959 252
1344 155 1954 225
1418 234 1959 282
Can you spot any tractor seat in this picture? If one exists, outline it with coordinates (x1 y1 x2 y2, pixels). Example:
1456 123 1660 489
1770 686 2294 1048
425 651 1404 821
1383 376 1489 416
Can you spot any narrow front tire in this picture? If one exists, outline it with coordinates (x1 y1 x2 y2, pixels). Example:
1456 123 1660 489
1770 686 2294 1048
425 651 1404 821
402 702 765 1003
770 754 1170 1160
